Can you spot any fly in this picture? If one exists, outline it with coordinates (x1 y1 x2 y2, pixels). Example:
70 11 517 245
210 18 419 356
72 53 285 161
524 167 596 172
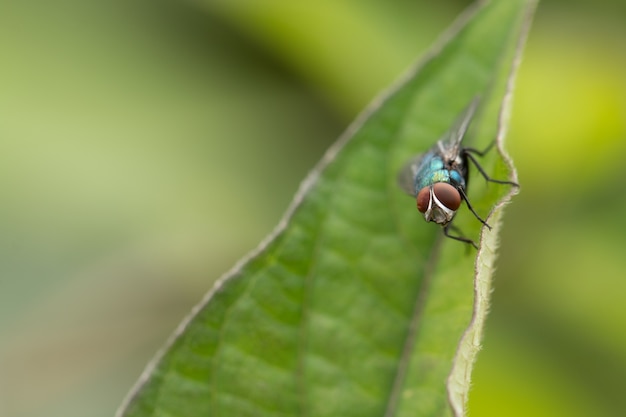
398 99 518 248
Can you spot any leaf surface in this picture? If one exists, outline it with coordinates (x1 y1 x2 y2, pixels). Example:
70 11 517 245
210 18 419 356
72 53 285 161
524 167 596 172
117 1 535 416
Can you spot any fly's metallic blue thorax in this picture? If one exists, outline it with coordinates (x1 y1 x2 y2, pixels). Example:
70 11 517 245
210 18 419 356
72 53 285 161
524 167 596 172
412 147 467 195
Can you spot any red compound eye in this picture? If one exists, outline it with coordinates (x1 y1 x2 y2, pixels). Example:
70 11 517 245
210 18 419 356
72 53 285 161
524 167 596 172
432 182 461 211
416 187 431 213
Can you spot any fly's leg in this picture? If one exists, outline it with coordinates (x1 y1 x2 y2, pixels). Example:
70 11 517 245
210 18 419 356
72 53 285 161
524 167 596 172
463 139 495 156
462 147 519 187
443 223 478 250
457 186 492 230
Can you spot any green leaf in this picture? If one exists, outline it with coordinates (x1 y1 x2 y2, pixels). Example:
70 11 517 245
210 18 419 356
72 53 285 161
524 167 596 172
117 1 535 416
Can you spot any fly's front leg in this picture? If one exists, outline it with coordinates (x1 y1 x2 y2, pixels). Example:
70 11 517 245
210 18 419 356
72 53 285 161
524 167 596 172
457 186 491 230
443 223 478 250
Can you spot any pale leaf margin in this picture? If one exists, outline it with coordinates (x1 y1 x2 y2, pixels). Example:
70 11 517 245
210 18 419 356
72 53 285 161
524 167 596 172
446 1 538 416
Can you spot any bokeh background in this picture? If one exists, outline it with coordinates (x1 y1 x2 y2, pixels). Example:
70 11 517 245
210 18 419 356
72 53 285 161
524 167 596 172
1 1 625 416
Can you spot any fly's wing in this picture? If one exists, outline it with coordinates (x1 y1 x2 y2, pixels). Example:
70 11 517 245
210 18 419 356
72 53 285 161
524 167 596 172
397 154 425 196
438 96 480 161
397 97 480 196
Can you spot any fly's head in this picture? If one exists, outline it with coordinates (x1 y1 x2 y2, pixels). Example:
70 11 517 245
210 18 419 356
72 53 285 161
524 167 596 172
416 182 462 225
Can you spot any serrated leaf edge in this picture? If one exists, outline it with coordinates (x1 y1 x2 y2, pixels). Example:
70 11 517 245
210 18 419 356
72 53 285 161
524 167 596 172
446 1 537 416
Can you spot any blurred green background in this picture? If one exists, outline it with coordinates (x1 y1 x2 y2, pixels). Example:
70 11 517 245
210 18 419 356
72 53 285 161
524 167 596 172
1 1 625 416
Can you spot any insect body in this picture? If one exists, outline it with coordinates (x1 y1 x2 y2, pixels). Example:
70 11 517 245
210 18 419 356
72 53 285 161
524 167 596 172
398 99 517 248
